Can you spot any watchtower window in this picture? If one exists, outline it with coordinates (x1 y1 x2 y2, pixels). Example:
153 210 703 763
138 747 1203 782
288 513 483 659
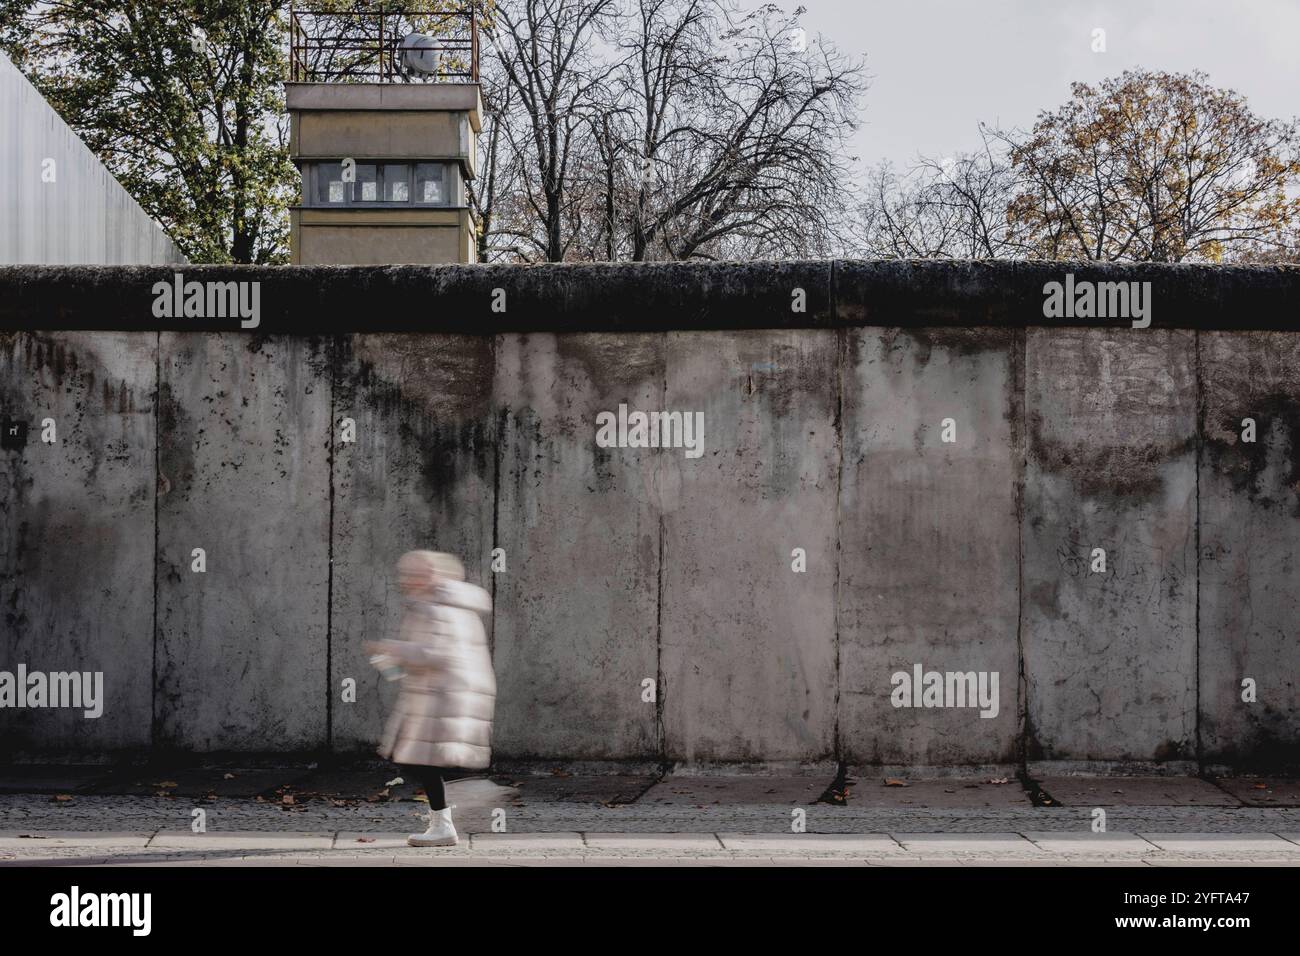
302 162 458 208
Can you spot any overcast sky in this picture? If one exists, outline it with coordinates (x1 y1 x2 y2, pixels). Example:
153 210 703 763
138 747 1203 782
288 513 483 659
788 0 1300 176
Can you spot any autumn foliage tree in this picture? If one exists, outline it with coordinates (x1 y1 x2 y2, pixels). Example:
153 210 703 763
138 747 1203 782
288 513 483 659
862 69 1300 264
1001 70 1300 262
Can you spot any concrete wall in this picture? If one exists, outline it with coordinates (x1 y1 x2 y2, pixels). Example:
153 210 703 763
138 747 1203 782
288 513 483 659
0 332 156 751
839 329 1021 767
1023 330 1198 768
0 53 185 266
1 262 1297 771
1198 333 1300 771
154 334 332 753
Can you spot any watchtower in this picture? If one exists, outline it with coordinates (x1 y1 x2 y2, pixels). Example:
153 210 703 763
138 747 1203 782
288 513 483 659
286 3 481 264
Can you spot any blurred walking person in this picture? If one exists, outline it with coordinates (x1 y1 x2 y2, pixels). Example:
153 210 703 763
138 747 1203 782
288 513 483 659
365 550 495 847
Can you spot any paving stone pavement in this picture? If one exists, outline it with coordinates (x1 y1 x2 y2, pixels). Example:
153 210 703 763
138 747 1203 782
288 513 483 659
1 829 1298 866
1 771 1297 865
2 793 1298 832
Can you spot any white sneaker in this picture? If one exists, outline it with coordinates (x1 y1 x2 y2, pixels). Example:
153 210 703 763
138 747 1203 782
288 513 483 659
407 806 457 847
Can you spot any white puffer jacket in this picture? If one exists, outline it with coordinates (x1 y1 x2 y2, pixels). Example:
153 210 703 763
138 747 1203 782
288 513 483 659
370 580 495 769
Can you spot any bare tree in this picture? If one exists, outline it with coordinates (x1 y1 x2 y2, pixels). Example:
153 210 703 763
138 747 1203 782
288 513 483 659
859 130 1027 260
608 0 865 260
480 0 619 261
480 0 865 261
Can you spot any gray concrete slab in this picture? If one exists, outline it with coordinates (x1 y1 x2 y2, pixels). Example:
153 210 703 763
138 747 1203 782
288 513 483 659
330 333 496 753
1199 332 1300 769
0 765 111 794
660 330 839 763
1021 831 1157 854
1139 833 1300 854
1024 328 1198 762
838 328 1021 765
583 832 722 849
6 857 113 866
335 832 413 849
85 767 308 798
0 830 152 848
640 773 830 806
1211 777 1300 807
149 830 334 850
470 832 584 850
155 333 331 750
292 856 398 866
499 773 657 805
490 333 661 760
893 833 1042 854
0 332 157 754
718 833 902 853
1038 775 1240 806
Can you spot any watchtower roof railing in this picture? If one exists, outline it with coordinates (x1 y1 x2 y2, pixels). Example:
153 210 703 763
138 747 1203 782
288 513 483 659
289 2 479 84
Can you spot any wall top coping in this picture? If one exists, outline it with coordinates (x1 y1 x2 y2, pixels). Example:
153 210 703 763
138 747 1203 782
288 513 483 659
0 261 1296 334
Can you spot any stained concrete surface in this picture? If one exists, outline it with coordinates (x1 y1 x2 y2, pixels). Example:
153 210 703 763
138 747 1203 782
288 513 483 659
0 332 156 753
1037 776 1239 806
490 333 662 760
1198 331 1300 770
838 327 1021 766
155 333 332 752
2 264 1299 770
661 330 838 763
330 333 496 752
1023 329 1198 763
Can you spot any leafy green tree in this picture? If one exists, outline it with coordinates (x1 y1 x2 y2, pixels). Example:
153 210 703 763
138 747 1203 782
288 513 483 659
1 0 295 263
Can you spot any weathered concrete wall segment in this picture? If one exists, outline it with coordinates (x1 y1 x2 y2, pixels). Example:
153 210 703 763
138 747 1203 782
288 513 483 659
1 262 1297 771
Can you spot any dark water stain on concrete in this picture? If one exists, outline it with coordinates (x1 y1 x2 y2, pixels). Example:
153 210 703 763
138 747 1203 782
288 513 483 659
412 418 492 516
590 442 617 493
1028 411 1197 501
879 327 1016 371
554 333 664 401
736 334 837 423
156 379 197 502
339 335 496 518
1202 393 1300 517
1152 738 1193 763
347 334 493 423
500 407 547 502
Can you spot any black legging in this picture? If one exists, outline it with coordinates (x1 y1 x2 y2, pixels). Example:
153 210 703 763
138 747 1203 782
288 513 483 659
401 765 448 811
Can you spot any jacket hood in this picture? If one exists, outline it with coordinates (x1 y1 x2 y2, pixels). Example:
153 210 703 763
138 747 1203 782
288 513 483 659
405 580 492 614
